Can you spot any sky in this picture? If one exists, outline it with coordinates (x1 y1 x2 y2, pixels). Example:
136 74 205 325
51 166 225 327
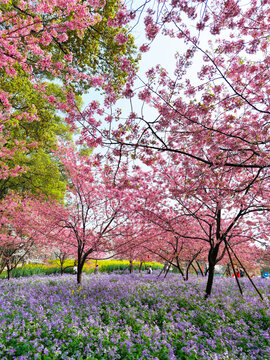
82 1 183 104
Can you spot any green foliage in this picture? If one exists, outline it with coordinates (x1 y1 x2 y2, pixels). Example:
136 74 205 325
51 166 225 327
1 73 69 142
0 260 163 279
0 263 74 279
85 260 163 274
0 70 71 200
46 0 138 94
2 150 67 200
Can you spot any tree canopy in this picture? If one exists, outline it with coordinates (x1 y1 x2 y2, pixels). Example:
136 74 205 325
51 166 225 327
0 0 138 199
0 0 269 298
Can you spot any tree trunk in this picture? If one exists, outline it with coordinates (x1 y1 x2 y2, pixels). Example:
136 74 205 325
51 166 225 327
191 263 199 276
176 265 185 279
185 259 194 281
158 262 167 278
225 263 231 276
205 244 220 298
164 264 170 278
7 264 11 280
196 261 204 276
77 265 82 284
205 262 215 298
76 251 83 284
175 257 185 279
129 260 133 274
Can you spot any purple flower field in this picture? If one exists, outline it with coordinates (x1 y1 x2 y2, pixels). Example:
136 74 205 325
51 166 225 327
0 273 269 360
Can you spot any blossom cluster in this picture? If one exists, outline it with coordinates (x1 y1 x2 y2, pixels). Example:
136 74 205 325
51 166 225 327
0 274 269 359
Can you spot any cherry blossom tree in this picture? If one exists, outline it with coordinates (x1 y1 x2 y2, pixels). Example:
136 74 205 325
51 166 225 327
122 159 269 297
0 0 136 93
1 0 269 301
66 1 270 298
0 193 50 279
41 146 133 284
97 0 270 171
132 197 208 280
49 231 78 275
262 245 270 266
112 217 157 272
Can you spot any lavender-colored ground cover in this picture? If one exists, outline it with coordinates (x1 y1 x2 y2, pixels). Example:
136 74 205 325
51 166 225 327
0 273 269 360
